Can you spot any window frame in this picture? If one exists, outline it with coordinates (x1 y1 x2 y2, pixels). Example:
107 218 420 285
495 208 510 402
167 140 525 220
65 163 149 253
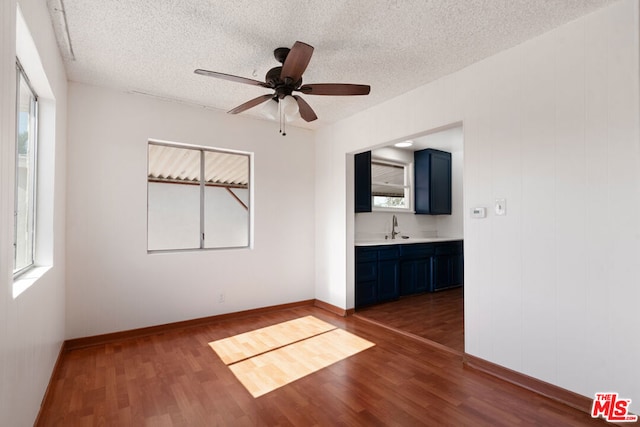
147 140 252 253
371 158 413 212
13 59 39 277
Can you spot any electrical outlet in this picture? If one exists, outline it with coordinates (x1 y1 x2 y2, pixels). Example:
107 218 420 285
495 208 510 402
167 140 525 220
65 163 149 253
218 293 225 303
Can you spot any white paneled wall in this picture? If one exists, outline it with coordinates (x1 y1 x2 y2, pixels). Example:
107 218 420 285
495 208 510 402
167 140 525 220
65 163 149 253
0 1 17 422
316 0 639 404
1 1 68 426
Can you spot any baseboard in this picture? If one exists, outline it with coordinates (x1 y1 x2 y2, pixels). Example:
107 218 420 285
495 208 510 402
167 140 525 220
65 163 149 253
313 299 354 317
464 353 593 415
65 299 316 351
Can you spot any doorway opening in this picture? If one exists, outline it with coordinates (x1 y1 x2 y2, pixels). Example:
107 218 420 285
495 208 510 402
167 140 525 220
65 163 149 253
353 124 464 354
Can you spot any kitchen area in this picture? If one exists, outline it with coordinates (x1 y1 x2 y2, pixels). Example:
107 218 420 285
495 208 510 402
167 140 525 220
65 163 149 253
353 125 464 352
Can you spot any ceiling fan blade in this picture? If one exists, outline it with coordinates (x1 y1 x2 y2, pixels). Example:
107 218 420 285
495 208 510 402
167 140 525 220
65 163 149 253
280 41 314 84
194 69 269 88
228 94 273 114
298 83 370 96
292 95 318 122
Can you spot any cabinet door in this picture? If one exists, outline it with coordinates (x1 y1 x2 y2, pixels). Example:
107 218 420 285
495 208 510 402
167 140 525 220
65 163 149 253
355 262 377 308
414 149 451 215
432 241 463 291
400 261 416 296
450 252 464 286
415 258 432 293
356 279 378 308
399 261 415 296
400 258 432 296
354 151 372 213
430 150 452 214
377 259 399 302
432 255 452 291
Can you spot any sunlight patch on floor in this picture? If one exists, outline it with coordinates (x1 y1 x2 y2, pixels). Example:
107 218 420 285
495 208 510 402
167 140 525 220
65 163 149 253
209 316 375 397
209 315 337 364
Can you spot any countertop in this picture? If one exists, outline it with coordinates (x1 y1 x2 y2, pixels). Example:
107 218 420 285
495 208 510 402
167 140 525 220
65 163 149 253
355 236 463 247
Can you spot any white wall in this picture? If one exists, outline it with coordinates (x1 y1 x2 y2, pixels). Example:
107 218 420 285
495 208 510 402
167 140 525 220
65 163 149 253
355 212 438 241
0 0 67 425
66 82 316 339
316 0 639 405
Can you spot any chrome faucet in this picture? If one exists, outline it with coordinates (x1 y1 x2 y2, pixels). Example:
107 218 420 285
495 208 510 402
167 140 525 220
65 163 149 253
391 215 400 239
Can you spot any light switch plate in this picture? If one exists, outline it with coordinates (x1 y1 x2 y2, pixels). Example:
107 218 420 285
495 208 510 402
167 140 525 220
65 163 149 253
495 198 506 216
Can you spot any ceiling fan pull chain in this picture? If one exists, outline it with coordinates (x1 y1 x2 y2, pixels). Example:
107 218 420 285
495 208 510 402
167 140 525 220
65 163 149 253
280 100 287 136
279 99 283 134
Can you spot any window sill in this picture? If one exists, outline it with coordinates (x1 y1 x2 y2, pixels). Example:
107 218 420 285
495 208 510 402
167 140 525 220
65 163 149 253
372 207 415 213
13 265 52 299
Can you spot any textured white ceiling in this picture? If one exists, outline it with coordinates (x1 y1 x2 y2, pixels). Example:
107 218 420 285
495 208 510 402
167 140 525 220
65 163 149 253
47 0 617 130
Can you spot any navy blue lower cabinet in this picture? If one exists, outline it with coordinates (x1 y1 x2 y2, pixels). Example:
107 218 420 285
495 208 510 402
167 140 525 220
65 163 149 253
399 261 415 295
376 246 400 303
432 255 452 291
356 279 378 307
355 247 378 308
451 252 464 286
355 262 377 307
399 259 431 296
415 259 432 293
356 240 462 308
399 243 435 296
431 241 464 292
355 246 399 308
377 259 399 302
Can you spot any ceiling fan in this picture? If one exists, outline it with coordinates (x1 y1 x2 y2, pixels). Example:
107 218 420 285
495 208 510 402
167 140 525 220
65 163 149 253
194 41 370 125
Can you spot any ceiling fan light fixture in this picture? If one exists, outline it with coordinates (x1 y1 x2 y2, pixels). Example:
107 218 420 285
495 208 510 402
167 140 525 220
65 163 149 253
281 95 299 117
260 98 279 120
285 112 299 123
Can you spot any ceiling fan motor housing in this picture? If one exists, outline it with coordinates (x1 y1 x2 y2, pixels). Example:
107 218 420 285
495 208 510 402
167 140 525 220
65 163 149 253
265 66 302 98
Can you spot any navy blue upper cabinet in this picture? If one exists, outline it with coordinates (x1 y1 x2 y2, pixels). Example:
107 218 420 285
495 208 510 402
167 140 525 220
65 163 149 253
414 149 452 215
354 151 372 213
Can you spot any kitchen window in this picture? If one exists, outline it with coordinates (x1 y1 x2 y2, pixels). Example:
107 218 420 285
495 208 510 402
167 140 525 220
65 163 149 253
371 159 412 211
14 61 38 276
147 141 252 252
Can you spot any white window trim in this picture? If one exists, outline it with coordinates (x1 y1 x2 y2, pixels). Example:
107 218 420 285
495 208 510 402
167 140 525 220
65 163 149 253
12 5 56 298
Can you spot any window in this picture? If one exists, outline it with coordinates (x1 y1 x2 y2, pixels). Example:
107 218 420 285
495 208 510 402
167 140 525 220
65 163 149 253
371 159 411 210
14 61 38 275
147 141 251 251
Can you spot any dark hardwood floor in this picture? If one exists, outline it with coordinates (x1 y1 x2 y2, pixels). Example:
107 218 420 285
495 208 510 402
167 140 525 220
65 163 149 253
36 304 607 426
355 287 464 353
